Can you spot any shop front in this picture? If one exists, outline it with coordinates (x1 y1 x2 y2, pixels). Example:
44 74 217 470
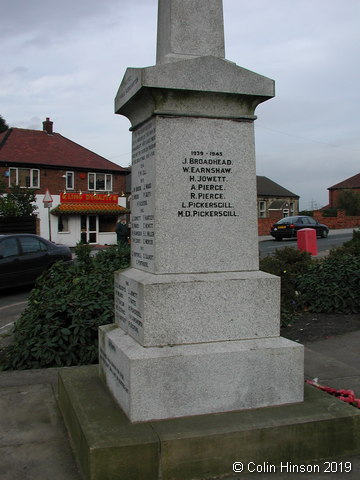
51 193 129 246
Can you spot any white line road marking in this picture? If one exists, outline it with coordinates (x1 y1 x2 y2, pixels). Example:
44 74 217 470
0 321 15 331
0 300 27 311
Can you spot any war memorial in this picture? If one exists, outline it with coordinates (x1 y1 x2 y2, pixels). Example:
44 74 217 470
59 1 360 478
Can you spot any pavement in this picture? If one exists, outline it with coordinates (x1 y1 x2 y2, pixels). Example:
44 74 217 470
0 330 360 479
259 227 358 242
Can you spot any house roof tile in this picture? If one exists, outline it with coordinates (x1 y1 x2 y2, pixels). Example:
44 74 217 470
268 200 289 210
256 176 299 198
0 127 127 173
328 173 360 190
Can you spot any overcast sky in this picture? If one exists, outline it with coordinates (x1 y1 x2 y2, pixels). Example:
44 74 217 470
1 0 359 209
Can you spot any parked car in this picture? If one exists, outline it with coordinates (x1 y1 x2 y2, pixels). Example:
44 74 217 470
270 216 329 241
0 234 72 290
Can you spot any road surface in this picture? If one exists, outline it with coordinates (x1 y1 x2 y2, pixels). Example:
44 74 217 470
259 230 353 258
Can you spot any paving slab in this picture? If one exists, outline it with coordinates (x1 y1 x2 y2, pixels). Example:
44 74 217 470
306 331 360 370
0 440 80 480
0 381 80 480
304 348 360 385
0 367 60 390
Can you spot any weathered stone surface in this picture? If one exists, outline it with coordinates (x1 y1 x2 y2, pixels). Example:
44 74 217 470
156 0 225 64
128 115 260 275
115 268 280 346
115 56 275 120
99 325 304 422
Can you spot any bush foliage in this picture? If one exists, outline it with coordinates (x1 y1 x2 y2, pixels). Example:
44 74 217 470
3 244 130 370
0 183 38 216
328 229 360 258
337 190 360 216
260 247 312 325
297 255 360 313
260 230 360 323
3 229 360 370
321 208 338 217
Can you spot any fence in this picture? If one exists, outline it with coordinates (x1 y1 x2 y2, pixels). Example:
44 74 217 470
0 216 38 234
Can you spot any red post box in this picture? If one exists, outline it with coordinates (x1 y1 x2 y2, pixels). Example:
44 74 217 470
297 228 317 256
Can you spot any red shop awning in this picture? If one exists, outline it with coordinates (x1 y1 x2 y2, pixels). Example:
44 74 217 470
51 203 129 215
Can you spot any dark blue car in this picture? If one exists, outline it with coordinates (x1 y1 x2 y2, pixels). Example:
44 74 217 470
0 234 72 290
270 216 329 241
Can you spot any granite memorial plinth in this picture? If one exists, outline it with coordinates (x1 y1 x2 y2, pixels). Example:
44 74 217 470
99 0 304 422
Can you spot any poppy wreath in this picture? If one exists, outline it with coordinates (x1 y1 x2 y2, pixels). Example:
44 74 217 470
306 379 360 408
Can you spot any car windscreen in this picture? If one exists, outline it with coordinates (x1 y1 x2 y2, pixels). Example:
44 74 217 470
277 217 295 224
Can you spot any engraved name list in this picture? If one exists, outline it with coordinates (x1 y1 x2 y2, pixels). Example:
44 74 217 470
178 150 239 218
131 120 156 270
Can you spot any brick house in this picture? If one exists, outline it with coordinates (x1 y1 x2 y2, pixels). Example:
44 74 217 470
327 172 360 208
256 176 299 218
0 118 129 246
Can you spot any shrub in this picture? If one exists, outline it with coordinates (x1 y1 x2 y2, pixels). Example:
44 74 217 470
328 229 360 258
3 244 130 370
0 183 38 217
297 254 360 313
260 247 312 325
298 210 314 217
337 190 360 216
74 241 92 265
321 208 338 217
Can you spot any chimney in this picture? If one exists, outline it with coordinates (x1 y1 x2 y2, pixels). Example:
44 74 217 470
43 117 53 134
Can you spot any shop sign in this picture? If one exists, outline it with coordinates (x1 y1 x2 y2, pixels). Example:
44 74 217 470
60 193 118 204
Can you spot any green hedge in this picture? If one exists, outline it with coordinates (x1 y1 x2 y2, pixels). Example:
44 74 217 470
296 255 360 313
2 244 130 370
260 232 360 322
3 231 360 370
260 247 312 326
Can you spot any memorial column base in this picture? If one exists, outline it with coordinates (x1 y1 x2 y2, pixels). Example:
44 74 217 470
99 324 304 422
115 268 282 346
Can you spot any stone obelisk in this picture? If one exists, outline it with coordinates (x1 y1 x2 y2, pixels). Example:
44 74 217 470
99 0 304 422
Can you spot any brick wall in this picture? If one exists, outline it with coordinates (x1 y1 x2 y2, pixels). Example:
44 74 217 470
258 211 283 236
39 169 126 196
0 166 127 196
258 209 360 236
313 209 360 230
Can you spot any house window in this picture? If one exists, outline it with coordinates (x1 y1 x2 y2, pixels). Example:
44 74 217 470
88 173 112 191
290 202 295 215
9 167 40 188
258 201 266 218
66 171 74 190
99 215 117 232
58 215 69 233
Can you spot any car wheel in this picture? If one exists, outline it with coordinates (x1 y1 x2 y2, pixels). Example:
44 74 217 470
321 229 328 238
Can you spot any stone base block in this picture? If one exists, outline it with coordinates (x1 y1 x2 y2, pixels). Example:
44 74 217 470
59 365 360 480
115 268 280 346
99 324 304 422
